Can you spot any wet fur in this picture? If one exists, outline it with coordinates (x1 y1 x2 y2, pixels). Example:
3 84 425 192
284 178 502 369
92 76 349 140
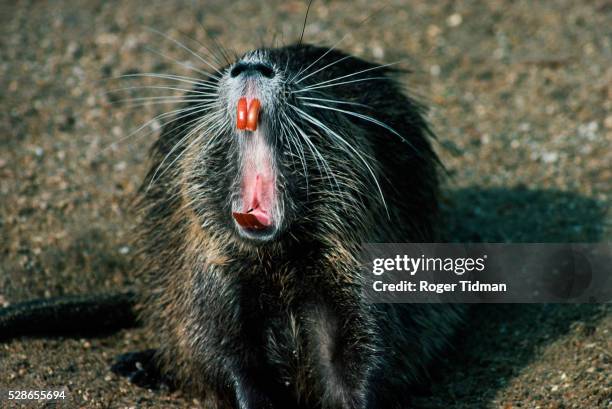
136 44 464 408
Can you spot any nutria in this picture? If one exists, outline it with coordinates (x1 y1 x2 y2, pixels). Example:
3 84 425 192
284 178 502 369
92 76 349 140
0 35 465 409
122 42 465 408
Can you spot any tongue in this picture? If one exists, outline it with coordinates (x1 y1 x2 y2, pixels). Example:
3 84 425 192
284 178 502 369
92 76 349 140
233 173 274 230
232 209 270 230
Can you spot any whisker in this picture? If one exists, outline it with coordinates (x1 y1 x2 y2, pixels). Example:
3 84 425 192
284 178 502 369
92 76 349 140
289 104 389 216
301 101 422 158
192 17 234 67
301 61 401 88
146 26 224 77
297 96 371 109
293 76 388 93
295 55 351 84
118 99 216 110
102 85 215 96
280 113 310 195
110 72 219 88
282 111 343 200
298 0 315 45
175 28 227 68
158 112 230 199
279 120 308 192
147 109 225 190
290 34 350 83
144 46 216 79
291 3 392 83
100 103 214 153
115 95 217 104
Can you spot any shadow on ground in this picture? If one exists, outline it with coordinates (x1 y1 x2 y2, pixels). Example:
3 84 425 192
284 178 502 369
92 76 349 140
407 186 609 408
1 187 608 408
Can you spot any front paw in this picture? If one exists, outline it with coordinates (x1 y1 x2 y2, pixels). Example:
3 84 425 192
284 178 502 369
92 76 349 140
111 349 173 391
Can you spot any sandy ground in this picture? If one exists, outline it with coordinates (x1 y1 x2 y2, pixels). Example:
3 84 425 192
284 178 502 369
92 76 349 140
1 0 611 407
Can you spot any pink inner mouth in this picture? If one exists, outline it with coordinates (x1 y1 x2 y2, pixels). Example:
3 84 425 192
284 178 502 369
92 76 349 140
232 92 276 232
233 168 275 230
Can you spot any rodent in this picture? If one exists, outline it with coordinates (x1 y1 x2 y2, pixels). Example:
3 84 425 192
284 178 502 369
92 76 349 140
132 42 465 408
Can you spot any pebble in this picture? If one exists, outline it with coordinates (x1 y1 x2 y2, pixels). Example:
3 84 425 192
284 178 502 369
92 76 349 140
577 121 599 140
447 13 463 27
541 151 559 163
3 2 611 408
371 44 384 59
114 161 127 171
427 24 442 38
150 119 162 132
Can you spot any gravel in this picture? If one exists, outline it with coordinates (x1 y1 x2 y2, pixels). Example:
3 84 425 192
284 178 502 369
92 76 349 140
1 0 610 407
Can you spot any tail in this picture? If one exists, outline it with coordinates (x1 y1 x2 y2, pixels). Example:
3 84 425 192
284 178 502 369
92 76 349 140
0 292 138 341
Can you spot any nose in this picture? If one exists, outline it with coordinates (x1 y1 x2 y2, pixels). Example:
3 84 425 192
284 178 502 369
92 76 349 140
230 62 275 79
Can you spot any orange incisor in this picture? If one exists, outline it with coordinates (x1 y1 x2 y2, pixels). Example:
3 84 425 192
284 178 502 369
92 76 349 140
236 98 261 131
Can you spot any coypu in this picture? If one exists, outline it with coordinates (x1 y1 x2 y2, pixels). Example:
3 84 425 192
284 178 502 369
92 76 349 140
118 42 466 408
0 32 465 409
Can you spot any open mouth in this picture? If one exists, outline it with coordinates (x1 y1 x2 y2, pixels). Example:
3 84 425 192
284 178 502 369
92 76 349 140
232 168 278 240
233 173 274 231
231 97 279 239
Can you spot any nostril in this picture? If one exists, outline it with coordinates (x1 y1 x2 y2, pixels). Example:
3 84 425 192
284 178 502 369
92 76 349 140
230 62 275 79
254 63 275 78
230 63 247 78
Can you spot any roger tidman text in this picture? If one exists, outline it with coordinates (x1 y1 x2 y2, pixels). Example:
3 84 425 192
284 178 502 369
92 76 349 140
372 280 507 294
370 255 507 294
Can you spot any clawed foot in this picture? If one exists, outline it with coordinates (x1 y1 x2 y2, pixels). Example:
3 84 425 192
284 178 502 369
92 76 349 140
111 349 174 391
